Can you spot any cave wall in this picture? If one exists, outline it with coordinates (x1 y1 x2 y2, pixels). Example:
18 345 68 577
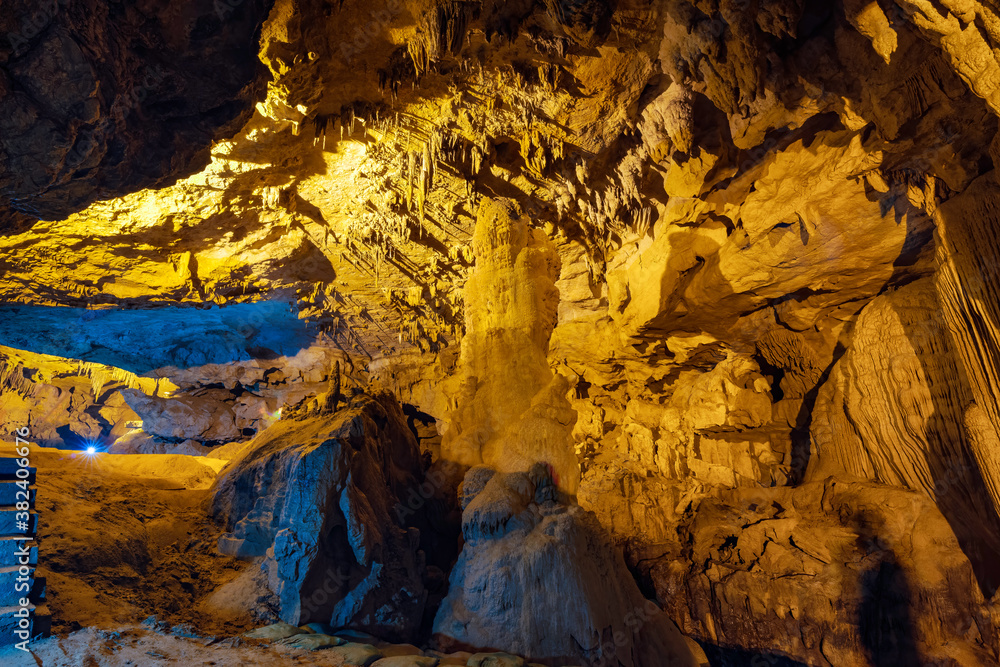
2 0 1000 662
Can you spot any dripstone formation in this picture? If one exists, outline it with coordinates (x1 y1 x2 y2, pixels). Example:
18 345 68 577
2 0 1000 665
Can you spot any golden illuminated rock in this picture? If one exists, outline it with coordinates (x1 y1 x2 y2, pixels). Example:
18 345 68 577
3 0 1000 662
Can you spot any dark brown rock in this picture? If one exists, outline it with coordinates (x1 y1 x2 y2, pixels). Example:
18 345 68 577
0 0 274 220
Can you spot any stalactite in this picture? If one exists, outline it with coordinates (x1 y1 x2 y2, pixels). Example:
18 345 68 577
407 150 417 211
471 144 483 177
407 1 480 80
417 167 427 232
339 105 356 137
423 139 433 192
311 114 338 150
635 206 653 237
75 361 155 396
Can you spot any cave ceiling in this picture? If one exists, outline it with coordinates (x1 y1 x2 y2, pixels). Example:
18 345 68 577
2 0 993 361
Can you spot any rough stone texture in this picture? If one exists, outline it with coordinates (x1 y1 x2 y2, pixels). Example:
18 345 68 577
439 198 578 493
650 479 999 667
935 173 1000 524
211 392 430 643
0 0 274 219
807 277 1000 591
433 466 698 667
121 387 243 443
5 0 1000 663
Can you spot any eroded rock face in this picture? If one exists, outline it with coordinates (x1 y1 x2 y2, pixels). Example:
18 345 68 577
120 387 242 442
650 479 999 667
807 277 1000 591
440 198 578 493
5 0 1000 662
433 465 698 667
211 392 432 643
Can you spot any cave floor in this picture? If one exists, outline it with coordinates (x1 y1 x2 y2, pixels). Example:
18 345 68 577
0 443 518 666
4 625 392 666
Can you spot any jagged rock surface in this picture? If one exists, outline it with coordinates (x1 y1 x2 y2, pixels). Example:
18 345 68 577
433 465 698 667
0 0 274 219
211 392 432 643
651 479 999 667
3 0 1000 662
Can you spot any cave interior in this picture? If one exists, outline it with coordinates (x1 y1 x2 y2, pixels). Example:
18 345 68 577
2 0 1000 665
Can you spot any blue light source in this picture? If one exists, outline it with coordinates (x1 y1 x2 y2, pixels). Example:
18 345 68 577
85 446 97 455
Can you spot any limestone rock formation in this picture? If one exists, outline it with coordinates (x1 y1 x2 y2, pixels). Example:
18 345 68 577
211 392 432 643
5 0 1000 663
652 479 999 666
0 0 274 219
120 388 243 443
433 465 698 667
440 199 579 493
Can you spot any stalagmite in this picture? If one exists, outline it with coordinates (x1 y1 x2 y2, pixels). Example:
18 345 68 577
320 359 341 414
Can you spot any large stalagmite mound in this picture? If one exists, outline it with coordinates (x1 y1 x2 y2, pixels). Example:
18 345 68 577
434 465 698 666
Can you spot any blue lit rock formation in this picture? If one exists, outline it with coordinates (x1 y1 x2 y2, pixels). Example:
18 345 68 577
211 392 431 643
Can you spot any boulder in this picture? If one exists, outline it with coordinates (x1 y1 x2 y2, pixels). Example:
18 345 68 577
432 465 698 666
110 431 218 456
212 392 429 643
373 656 440 667
327 643 384 666
120 387 241 442
276 633 346 650
243 622 304 640
468 653 524 667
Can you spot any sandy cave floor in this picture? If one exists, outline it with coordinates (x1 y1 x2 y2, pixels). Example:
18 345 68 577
0 443 429 665
3 626 434 666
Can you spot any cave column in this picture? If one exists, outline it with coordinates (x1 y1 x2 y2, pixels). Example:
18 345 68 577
440 198 579 493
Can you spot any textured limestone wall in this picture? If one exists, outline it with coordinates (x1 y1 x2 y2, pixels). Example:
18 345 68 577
4 0 1000 661
936 173 1000 523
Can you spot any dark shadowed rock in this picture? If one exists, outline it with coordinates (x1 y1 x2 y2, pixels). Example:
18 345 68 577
0 0 273 220
651 479 1000 666
211 392 430 643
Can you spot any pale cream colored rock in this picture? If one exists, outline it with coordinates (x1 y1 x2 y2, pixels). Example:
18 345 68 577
243 622 306 640
276 633 347 650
